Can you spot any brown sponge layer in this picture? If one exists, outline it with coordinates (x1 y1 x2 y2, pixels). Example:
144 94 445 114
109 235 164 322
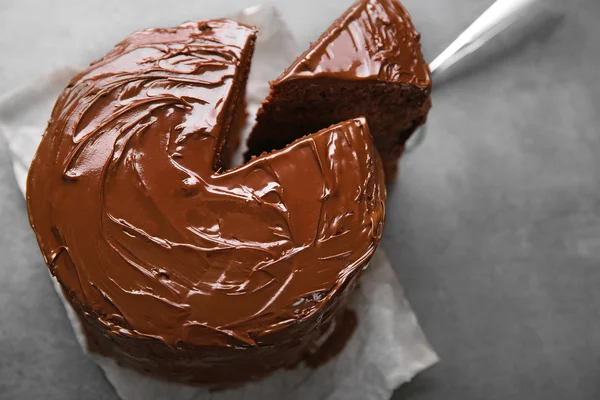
246 79 431 183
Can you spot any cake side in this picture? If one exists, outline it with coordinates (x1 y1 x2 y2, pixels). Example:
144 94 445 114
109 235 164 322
26 18 386 386
247 78 431 182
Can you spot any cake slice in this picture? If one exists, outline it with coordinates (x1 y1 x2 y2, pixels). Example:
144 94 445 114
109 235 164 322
246 0 431 182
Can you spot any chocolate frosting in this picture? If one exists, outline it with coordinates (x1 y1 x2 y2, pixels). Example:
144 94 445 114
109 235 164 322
275 0 431 87
27 18 385 358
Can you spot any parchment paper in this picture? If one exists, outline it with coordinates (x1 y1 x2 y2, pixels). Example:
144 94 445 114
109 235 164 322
0 4 438 400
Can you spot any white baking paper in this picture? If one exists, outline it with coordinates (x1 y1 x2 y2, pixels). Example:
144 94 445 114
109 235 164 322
0 4 438 400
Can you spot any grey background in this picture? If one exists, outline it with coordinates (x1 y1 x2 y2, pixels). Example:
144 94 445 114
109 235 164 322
1 0 599 399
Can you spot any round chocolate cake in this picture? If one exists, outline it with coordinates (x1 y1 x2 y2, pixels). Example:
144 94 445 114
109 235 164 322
26 19 385 385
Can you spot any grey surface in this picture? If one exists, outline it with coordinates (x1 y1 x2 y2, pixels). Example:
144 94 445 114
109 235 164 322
1 0 599 399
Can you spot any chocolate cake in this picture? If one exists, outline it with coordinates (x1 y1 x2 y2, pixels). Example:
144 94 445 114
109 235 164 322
26 20 386 386
246 0 431 183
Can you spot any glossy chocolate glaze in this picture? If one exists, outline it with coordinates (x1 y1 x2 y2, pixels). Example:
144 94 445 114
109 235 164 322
26 19 385 384
275 0 431 87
